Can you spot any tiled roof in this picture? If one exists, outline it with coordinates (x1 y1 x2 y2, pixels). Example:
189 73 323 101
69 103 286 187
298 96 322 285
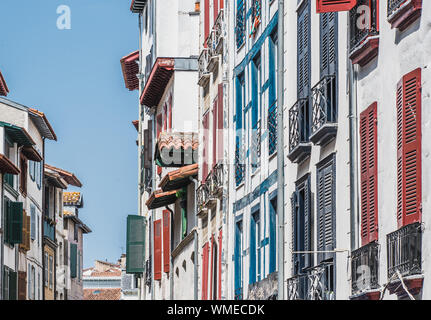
130 0 148 13
83 288 121 300
63 192 81 205
44 164 82 187
0 154 20 175
146 189 178 210
22 145 43 162
0 71 9 96
159 164 198 192
63 210 74 217
140 58 174 107
28 108 57 141
155 132 198 167
120 50 139 91
90 270 122 277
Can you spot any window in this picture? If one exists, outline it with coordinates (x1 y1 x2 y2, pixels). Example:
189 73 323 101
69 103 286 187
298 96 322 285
4 134 15 188
210 239 218 299
28 263 31 300
235 73 245 186
32 266 35 300
4 266 17 300
251 53 261 172
235 0 246 49
163 210 170 273
234 220 243 300
249 210 261 284
269 197 277 273
30 205 36 240
29 160 35 181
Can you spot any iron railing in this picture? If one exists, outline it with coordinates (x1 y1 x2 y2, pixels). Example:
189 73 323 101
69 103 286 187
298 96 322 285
235 137 245 186
286 274 308 300
268 101 277 156
251 120 261 171
351 241 380 296
349 0 379 52
198 48 210 85
387 222 422 279
208 162 224 196
214 9 224 54
234 287 243 300
388 0 409 18
196 183 210 213
145 259 151 287
289 98 310 153
235 0 246 49
311 75 337 135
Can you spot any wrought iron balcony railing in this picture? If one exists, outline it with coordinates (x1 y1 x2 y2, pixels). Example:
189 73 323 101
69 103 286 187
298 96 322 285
387 222 422 280
388 0 409 17
235 137 245 186
286 273 308 300
214 9 224 54
251 120 261 172
234 287 243 300
196 182 210 214
310 75 337 145
349 0 379 53
268 101 277 156
351 241 380 296
198 48 210 87
145 259 151 287
208 162 224 197
235 0 246 49
288 98 311 163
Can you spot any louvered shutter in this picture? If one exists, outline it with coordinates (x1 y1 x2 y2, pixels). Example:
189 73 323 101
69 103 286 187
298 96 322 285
209 235 215 299
320 12 338 76
360 102 378 246
126 215 146 274
397 68 422 228
168 96 172 130
297 1 311 99
18 271 26 300
316 0 357 13
213 0 218 23
317 157 336 263
64 239 69 266
212 100 217 168
291 192 299 274
30 205 35 240
217 84 224 164
147 120 153 163
303 176 312 269
153 219 162 281
218 229 222 300
144 129 150 169
9 270 17 300
201 242 210 300
163 210 170 273
70 243 77 278
204 0 210 43
10 202 23 244
202 112 210 181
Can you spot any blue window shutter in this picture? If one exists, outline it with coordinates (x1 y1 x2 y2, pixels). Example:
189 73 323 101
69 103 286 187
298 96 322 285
251 58 259 127
268 37 276 106
320 12 338 76
234 221 242 297
269 198 277 273
249 214 256 284
297 0 311 99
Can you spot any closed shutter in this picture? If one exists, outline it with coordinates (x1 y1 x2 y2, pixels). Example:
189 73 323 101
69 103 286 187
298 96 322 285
249 215 257 283
10 202 23 245
153 219 162 281
168 96 172 130
217 84 224 164
204 0 210 43
148 120 153 163
201 242 209 300
317 156 336 263
18 271 26 300
3 267 9 300
64 239 69 266
162 210 170 273
126 215 146 274
297 1 311 99
218 229 222 300
9 270 17 300
360 102 378 246
30 205 36 240
202 112 210 181
320 12 338 76
144 129 150 169
70 243 77 278
397 68 422 228
213 0 218 23
303 177 312 268
157 114 163 175
212 100 217 168
316 0 357 13
209 235 215 299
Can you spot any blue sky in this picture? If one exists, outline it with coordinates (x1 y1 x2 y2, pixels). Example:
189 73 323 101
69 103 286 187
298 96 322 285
0 0 139 267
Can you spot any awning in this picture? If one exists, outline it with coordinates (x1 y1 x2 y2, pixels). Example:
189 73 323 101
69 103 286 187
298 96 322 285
0 154 20 175
0 71 9 96
140 58 174 108
146 189 178 210
28 108 57 141
155 132 198 168
0 121 35 146
120 50 140 91
130 0 148 13
159 164 198 192
44 170 68 189
22 146 43 162
44 164 82 187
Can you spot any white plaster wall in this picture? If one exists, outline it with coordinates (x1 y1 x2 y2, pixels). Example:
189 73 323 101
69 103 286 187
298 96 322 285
172 239 195 299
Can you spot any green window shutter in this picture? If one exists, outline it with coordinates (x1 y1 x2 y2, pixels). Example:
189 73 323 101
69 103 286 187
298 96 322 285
9 270 17 300
10 202 23 244
70 243 77 278
126 215 146 274
3 267 9 300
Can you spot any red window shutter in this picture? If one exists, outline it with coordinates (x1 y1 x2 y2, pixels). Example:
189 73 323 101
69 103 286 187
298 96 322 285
168 96 172 130
157 114 163 175
218 229 222 300
209 235 215 299
201 242 209 300
217 84 224 164
154 219 162 280
360 102 378 246
202 112 209 181
220 0 224 10
397 68 422 228
316 0 357 13
204 0 210 45
163 210 170 273
212 101 217 168
213 0 218 23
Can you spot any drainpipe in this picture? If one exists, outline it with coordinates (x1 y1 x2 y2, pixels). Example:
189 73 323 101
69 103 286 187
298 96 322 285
276 0 285 300
348 16 359 252
190 177 199 300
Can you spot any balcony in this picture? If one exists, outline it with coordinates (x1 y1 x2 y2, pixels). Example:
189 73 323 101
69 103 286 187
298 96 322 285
286 260 335 300
287 98 311 164
251 120 261 172
196 183 210 215
310 75 337 146
207 32 219 73
268 101 277 156
198 48 210 87
248 272 278 300
207 162 224 197
214 10 225 55
351 242 380 299
234 287 243 300
349 0 379 67
235 138 245 186
388 0 422 31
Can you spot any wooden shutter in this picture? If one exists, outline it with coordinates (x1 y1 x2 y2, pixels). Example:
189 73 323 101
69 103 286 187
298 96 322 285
163 104 168 131
18 271 26 300
298 1 311 99
397 68 422 228
126 215 146 274
320 12 338 76
10 202 23 245
360 102 378 246
204 0 210 44
70 243 77 278
202 112 210 181
218 229 222 300
303 177 312 268
64 239 69 266
317 156 336 263
316 0 357 13
9 270 17 300
148 120 153 163
212 100 217 168
157 114 163 175
163 210 170 273
144 129 150 169
25 214 31 251
213 0 218 23
154 219 162 280
209 235 215 299
201 242 210 300
217 84 224 164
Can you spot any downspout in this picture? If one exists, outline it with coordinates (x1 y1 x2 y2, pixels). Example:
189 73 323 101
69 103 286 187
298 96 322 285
348 15 359 252
190 177 199 300
276 0 285 300
165 205 174 299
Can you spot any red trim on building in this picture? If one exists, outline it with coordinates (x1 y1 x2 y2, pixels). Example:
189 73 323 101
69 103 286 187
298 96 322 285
316 0 357 13
388 0 422 31
120 50 140 91
163 210 170 273
154 219 162 281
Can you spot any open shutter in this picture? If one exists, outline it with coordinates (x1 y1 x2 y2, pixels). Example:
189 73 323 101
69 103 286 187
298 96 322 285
317 156 336 263
70 243 77 278
218 229 222 300
168 96 172 130
18 271 26 300
153 219 162 280
360 102 378 246
397 68 422 228
201 242 210 300
126 215 146 274
316 0 357 13
320 12 338 76
163 210 170 273
10 202 23 245
144 129 150 169
202 112 210 181
204 0 210 44
156 114 163 175
213 0 218 23
9 270 17 300
298 1 311 99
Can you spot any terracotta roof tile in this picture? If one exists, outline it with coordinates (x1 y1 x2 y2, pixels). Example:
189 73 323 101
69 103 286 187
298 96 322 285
146 189 178 209
83 288 121 300
44 164 82 187
120 50 139 91
63 192 81 205
159 164 198 191
28 108 57 141
0 71 9 96
0 154 20 175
